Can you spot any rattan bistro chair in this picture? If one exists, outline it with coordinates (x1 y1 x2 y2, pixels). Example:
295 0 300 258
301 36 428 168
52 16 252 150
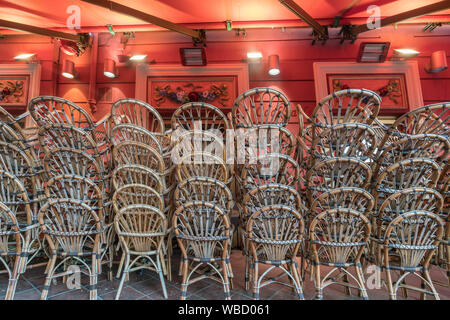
39 199 103 300
0 201 24 300
232 87 292 128
175 152 229 183
173 201 232 300
378 211 445 300
114 204 168 300
111 98 165 133
308 208 371 300
246 205 305 300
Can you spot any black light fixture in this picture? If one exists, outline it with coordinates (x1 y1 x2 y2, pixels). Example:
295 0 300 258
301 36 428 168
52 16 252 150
180 48 207 66
357 42 390 63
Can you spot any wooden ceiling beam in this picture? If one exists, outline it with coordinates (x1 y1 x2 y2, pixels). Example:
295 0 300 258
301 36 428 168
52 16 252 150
81 0 201 39
0 19 80 42
352 0 450 34
279 0 328 40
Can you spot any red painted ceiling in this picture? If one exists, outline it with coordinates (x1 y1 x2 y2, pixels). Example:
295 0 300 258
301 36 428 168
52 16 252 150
0 0 449 32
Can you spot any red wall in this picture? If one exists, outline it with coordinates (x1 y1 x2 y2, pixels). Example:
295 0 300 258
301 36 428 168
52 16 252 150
0 24 449 132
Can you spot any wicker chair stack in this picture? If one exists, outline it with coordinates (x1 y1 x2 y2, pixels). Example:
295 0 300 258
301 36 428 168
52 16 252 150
170 101 234 300
0 106 43 300
21 96 112 300
109 98 170 300
232 88 306 300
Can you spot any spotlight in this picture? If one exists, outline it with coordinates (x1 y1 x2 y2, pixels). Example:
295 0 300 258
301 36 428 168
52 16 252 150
425 50 447 73
61 60 76 79
268 55 280 76
104 59 118 78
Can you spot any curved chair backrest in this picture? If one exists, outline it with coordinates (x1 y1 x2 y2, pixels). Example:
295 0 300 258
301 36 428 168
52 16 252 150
28 96 95 128
44 174 104 219
173 201 230 259
111 98 164 133
174 177 233 215
112 184 164 215
171 102 230 133
377 187 444 225
109 123 162 152
374 159 442 205
114 204 167 253
309 208 371 264
0 200 22 256
113 141 164 174
171 129 225 162
112 164 163 193
380 103 449 147
247 205 304 261
240 153 300 192
306 157 372 201
43 147 103 185
375 134 450 176
310 89 381 139
0 170 32 225
38 199 102 254
310 187 375 221
38 123 99 155
232 87 291 128
175 152 229 183
310 123 378 163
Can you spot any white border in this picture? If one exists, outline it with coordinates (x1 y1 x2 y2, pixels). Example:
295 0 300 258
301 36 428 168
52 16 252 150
0 63 41 127
313 61 424 111
135 63 249 103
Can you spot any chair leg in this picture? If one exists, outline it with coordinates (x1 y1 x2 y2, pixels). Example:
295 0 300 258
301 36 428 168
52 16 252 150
355 264 369 300
400 270 408 298
5 257 22 300
244 255 250 291
385 268 396 300
343 272 352 296
115 254 130 300
423 269 440 300
116 252 125 279
180 259 189 300
291 262 304 300
157 255 168 299
314 263 323 300
90 254 98 300
222 260 231 300
41 255 57 300
252 261 259 300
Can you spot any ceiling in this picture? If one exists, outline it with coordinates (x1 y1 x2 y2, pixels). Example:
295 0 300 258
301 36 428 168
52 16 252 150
0 0 450 33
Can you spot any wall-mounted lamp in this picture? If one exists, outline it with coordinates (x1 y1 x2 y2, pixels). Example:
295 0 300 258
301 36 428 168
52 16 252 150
129 54 147 62
61 60 76 79
180 48 207 66
393 49 420 60
268 55 280 76
104 59 118 78
425 50 448 73
14 53 37 63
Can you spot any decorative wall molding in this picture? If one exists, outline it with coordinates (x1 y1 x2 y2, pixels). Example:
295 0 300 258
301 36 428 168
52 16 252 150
135 63 249 105
0 63 41 127
313 61 424 112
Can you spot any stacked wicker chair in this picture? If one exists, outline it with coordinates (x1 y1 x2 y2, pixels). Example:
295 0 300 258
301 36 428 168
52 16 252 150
26 96 112 300
232 88 305 300
299 89 381 299
171 101 234 300
110 98 169 299
369 103 449 299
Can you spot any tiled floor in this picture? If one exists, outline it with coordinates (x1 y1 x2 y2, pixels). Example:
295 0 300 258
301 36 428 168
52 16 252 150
1 250 449 300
